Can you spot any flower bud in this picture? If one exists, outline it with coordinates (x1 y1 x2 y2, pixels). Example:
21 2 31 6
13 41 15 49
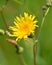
42 5 47 17
16 46 24 54
46 0 52 7
7 38 24 54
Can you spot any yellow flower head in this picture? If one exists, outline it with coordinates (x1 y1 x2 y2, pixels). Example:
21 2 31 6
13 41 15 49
9 12 38 41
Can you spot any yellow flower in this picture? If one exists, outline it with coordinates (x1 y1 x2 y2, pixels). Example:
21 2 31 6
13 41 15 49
9 12 38 41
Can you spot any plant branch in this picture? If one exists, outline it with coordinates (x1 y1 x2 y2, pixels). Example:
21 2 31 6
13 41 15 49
37 7 50 40
0 9 9 30
2 0 9 9
0 0 9 30
18 54 27 65
7 38 27 65
33 44 37 65
33 7 50 65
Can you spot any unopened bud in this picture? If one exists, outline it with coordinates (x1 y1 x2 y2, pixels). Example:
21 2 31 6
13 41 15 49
42 5 47 16
16 46 24 54
42 5 47 10
7 38 24 54
19 46 24 53
46 0 52 7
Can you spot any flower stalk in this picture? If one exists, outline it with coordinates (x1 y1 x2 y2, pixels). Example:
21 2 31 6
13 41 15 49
7 38 26 65
37 7 50 40
0 9 9 30
33 6 50 65
18 54 27 65
0 0 9 30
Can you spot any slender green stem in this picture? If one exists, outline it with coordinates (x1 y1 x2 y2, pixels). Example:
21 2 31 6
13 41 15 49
33 44 37 65
2 0 9 9
33 7 50 65
7 38 27 65
0 1 26 65
37 7 50 40
0 0 9 30
0 9 9 30
18 54 27 65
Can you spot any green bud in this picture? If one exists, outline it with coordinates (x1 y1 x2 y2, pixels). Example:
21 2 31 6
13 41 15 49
46 0 52 7
42 5 47 10
19 46 24 53
16 46 24 54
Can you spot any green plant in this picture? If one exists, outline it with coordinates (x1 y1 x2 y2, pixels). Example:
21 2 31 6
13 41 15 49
0 0 52 65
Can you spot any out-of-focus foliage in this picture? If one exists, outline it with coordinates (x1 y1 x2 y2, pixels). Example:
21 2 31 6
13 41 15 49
0 0 52 65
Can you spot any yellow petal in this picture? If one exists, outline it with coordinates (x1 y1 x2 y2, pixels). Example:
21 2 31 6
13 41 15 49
16 38 18 41
24 12 28 17
32 16 36 20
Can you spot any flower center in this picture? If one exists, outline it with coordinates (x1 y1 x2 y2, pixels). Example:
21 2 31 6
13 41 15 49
24 24 28 29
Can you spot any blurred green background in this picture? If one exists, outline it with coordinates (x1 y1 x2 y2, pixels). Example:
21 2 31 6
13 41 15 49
0 0 52 65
